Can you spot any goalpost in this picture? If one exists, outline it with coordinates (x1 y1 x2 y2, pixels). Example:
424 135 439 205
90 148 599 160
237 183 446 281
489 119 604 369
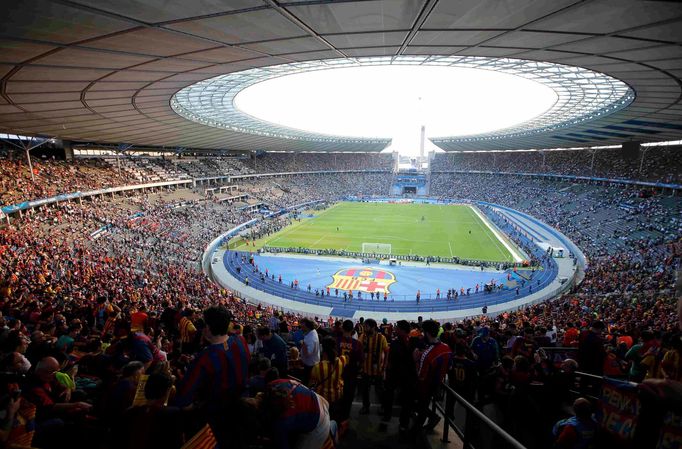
361 242 392 255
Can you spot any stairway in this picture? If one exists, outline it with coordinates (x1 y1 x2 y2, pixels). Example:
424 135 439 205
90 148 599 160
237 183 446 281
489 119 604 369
337 401 461 449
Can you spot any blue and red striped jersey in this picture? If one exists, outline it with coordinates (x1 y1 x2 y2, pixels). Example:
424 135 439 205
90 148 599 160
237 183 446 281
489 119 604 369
175 335 250 408
266 379 321 448
416 341 452 396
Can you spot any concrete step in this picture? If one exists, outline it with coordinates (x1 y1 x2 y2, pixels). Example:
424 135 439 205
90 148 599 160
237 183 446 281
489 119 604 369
336 401 462 449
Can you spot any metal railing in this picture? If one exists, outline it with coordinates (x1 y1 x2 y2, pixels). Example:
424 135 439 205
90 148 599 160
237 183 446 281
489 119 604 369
433 382 528 449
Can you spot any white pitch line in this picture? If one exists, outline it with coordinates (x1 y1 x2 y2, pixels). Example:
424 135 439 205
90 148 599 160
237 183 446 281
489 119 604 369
311 233 329 247
469 205 524 262
448 241 453 257
472 212 506 260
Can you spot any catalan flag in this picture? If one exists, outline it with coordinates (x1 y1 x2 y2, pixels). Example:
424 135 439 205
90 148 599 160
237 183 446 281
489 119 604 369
181 424 217 449
7 398 36 448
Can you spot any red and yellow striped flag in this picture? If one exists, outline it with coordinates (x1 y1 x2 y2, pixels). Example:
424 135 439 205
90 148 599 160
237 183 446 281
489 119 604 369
181 424 217 449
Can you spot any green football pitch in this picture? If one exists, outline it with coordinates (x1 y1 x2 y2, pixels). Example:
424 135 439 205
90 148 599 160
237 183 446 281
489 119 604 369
233 202 517 262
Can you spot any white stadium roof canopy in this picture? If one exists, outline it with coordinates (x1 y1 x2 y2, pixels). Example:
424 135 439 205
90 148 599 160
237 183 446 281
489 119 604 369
0 0 681 152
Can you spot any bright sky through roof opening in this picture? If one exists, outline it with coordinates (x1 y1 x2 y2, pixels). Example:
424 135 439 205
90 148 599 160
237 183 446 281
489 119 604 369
234 65 557 156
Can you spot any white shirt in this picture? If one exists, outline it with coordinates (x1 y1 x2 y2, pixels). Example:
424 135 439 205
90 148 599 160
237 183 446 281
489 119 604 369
302 330 320 367
546 326 558 344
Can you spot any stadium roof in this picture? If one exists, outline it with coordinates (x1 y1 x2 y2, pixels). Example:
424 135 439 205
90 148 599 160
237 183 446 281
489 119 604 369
0 0 681 152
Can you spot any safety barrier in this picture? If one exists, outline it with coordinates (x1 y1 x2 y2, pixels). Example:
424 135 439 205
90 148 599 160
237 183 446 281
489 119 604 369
434 382 528 449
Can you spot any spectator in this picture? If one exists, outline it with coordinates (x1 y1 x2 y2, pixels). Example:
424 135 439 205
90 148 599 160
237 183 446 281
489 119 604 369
24 356 92 448
130 305 149 334
625 329 660 382
470 327 499 377
246 357 271 397
256 326 289 378
449 343 477 403
336 319 363 421
55 325 79 354
117 372 185 449
309 336 347 421
103 360 145 420
552 397 598 449
259 371 334 449
129 328 165 369
358 318 388 415
382 319 416 431
578 321 606 375
299 319 320 385
178 309 198 354
174 306 250 412
413 320 452 432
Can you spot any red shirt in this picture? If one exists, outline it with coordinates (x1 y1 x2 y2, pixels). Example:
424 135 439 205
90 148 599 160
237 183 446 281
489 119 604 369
617 335 633 349
563 327 579 346
130 311 148 332
416 342 452 396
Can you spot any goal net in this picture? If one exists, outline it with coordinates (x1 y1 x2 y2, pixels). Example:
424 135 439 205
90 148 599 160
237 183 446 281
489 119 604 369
362 242 392 255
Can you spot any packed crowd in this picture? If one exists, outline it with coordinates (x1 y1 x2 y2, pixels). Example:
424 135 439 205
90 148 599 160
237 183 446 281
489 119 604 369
431 173 681 257
431 145 682 183
4 145 680 210
237 173 391 209
248 152 394 174
0 161 679 448
0 152 394 209
175 157 253 178
0 157 135 207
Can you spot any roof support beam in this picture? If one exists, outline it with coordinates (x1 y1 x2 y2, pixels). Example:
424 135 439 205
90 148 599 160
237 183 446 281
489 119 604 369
395 0 441 57
262 0 350 59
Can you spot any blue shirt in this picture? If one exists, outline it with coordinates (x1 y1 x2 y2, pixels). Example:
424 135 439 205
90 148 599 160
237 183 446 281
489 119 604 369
261 333 289 371
470 336 499 370
291 329 304 346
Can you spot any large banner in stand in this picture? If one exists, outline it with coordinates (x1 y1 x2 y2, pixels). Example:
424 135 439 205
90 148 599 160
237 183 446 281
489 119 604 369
597 378 640 447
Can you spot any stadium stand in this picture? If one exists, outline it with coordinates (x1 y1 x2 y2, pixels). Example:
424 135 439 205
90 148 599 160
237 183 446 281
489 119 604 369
0 156 137 206
247 152 394 173
0 149 679 448
431 145 682 183
2 1 682 448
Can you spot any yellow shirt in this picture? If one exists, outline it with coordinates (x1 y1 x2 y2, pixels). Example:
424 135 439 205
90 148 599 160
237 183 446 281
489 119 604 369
310 355 348 403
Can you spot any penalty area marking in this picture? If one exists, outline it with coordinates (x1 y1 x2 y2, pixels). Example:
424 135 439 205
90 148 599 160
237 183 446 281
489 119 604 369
468 205 524 263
